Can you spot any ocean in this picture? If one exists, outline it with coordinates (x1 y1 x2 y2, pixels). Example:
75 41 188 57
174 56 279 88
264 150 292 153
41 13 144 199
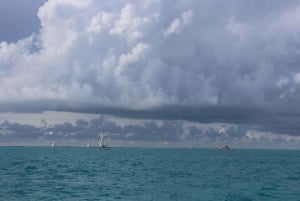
0 147 299 201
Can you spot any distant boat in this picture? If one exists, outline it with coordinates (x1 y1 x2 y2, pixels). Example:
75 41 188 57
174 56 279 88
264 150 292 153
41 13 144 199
219 145 231 151
218 127 232 151
99 133 108 149
86 142 91 148
51 141 56 148
219 139 232 151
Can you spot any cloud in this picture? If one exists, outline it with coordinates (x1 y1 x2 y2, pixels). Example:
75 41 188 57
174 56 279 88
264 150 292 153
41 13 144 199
164 10 193 36
1 0 300 136
1 115 299 148
226 16 247 39
0 116 184 145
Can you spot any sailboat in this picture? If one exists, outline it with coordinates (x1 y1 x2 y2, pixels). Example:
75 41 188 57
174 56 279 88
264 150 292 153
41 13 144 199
219 137 232 150
86 142 91 148
51 141 56 148
218 127 232 151
99 133 108 149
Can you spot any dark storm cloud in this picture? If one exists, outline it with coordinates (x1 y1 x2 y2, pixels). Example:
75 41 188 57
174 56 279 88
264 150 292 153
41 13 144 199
0 100 299 136
0 101 265 123
1 115 299 146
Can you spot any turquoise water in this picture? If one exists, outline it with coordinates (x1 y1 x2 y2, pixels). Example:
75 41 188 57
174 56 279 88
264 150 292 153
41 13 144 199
0 147 299 201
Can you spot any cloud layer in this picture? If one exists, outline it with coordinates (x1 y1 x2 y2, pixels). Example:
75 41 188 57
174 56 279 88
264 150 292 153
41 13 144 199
1 115 300 148
1 0 300 135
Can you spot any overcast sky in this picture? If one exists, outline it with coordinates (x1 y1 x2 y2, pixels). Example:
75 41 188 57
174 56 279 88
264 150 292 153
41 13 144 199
1 0 300 148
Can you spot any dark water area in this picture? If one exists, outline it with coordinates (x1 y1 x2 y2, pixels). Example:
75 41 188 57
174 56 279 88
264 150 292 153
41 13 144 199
0 147 299 200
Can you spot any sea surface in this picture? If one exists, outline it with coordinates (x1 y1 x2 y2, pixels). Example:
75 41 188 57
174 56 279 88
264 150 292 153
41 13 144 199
0 147 299 201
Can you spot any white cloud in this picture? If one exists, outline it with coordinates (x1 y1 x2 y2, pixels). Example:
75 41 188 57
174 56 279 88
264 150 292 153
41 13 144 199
116 42 150 77
294 73 300 84
1 0 300 124
164 18 181 36
276 78 289 88
181 10 193 25
245 130 300 142
164 10 193 36
226 16 247 39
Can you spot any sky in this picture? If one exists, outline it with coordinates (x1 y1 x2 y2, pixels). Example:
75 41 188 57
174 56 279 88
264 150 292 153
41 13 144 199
1 0 300 148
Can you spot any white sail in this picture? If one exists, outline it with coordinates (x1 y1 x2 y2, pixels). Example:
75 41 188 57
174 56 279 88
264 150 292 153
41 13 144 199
51 141 55 148
99 133 107 148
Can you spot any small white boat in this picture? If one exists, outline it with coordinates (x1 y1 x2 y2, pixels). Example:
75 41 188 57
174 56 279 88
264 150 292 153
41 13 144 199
86 142 91 148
